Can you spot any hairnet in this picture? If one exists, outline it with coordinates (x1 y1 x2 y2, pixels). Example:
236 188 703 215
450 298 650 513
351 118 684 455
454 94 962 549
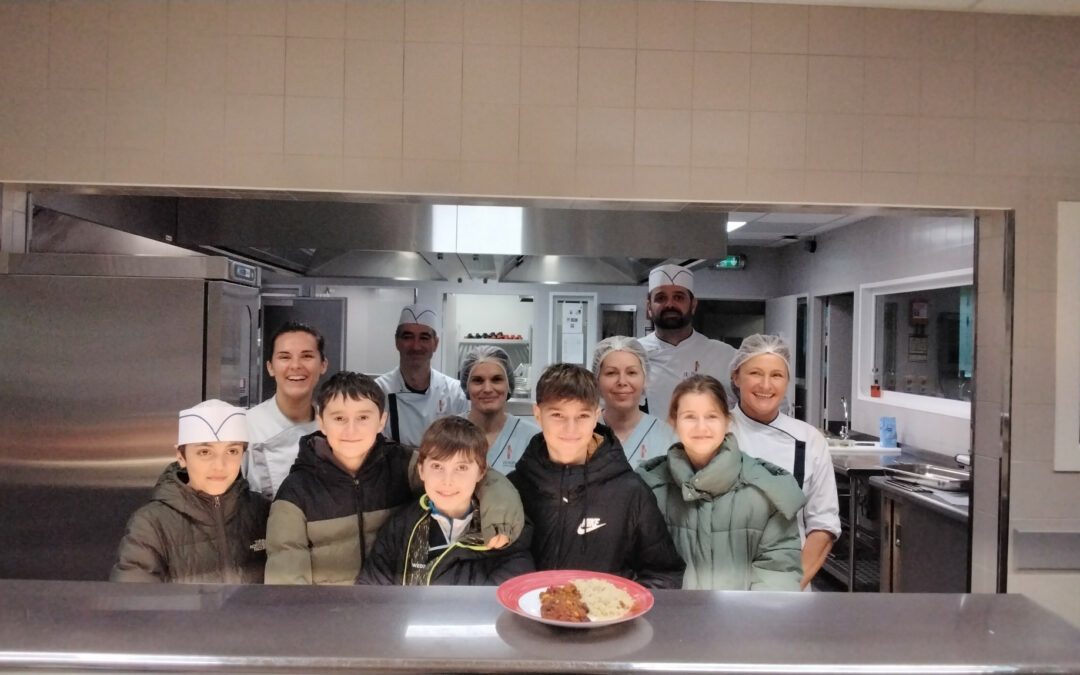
729 333 792 377
591 335 649 379
458 345 514 399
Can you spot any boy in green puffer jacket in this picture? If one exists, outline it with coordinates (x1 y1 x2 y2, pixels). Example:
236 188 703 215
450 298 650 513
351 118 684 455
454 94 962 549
111 400 269 584
638 375 805 591
358 416 534 586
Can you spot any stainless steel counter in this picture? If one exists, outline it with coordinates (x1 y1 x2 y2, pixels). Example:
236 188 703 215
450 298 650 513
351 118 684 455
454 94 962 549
830 449 902 475
871 474 970 522
3 580 1080 673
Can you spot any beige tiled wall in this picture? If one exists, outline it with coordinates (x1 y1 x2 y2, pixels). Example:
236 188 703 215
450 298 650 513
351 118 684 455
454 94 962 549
1 0 1080 619
7 0 1077 201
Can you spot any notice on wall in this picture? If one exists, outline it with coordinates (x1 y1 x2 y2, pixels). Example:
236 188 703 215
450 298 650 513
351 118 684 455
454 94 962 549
562 302 583 334
561 333 585 365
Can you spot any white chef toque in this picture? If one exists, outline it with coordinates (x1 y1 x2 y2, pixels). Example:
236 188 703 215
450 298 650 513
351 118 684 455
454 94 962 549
648 264 694 294
398 303 439 331
177 399 248 446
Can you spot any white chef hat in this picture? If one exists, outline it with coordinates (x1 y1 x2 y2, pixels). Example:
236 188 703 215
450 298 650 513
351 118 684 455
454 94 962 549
177 399 248 447
397 304 439 331
648 264 693 294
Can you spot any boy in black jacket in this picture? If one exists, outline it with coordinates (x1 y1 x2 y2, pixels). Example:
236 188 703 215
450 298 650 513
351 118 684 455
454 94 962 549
359 417 533 585
508 364 684 589
265 373 524 585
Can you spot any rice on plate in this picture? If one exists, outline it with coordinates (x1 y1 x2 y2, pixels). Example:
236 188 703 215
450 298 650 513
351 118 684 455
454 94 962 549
572 578 634 621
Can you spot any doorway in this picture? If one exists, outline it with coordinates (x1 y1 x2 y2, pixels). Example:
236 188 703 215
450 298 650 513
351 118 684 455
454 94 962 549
820 293 855 435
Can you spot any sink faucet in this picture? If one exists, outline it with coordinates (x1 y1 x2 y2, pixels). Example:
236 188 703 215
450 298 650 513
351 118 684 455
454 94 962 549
839 396 849 440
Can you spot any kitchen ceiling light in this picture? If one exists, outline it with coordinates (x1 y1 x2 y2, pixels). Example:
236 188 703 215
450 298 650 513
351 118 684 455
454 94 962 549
726 220 747 233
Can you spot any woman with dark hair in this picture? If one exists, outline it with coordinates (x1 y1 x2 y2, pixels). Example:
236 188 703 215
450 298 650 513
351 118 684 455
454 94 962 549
638 375 805 590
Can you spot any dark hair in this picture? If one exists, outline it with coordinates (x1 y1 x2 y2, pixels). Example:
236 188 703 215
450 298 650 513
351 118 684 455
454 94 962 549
316 371 386 415
270 321 326 360
418 416 488 470
668 374 730 422
535 363 600 407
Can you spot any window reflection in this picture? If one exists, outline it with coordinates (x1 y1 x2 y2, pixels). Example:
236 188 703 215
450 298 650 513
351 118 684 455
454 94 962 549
874 285 973 401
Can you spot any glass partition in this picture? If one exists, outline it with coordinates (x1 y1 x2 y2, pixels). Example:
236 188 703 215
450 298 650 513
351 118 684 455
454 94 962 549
874 284 973 401
856 268 973 419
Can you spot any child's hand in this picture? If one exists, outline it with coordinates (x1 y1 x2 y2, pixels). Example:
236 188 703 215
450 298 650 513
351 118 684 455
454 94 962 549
485 534 510 549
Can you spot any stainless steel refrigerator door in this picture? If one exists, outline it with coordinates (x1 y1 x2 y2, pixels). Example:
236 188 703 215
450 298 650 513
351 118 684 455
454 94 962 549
0 275 206 580
204 281 260 408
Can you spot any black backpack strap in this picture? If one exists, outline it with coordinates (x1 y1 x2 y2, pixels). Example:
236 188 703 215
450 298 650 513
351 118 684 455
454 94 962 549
388 393 400 442
793 440 806 489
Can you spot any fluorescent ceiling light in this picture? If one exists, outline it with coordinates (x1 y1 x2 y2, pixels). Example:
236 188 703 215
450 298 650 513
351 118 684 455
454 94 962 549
726 220 747 233
430 205 524 255
458 205 523 255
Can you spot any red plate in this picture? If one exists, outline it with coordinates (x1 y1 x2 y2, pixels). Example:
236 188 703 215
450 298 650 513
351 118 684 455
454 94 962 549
496 570 654 629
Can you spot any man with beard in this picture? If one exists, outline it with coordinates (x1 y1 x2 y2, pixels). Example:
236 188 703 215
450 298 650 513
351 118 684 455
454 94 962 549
639 264 737 419
375 304 469 447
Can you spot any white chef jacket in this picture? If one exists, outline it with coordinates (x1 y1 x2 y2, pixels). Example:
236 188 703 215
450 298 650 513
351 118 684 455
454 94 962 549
480 414 541 474
729 404 842 543
602 412 678 468
375 367 470 447
242 397 320 500
640 330 738 419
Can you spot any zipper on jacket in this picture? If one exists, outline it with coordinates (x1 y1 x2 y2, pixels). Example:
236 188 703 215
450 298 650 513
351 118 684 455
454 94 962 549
211 495 231 582
353 478 366 569
554 465 569 568
403 511 428 585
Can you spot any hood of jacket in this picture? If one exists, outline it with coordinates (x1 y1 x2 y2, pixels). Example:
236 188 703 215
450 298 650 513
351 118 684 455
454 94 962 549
642 434 805 520
150 461 250 526
512 423 632 501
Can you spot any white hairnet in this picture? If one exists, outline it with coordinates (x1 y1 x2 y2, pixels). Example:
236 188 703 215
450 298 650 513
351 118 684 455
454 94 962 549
729 333 792 377
459 345 513 399
592 335 649 379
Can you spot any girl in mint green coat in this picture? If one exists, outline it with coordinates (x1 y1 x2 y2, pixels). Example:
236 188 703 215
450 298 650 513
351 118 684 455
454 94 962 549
638 375 805 590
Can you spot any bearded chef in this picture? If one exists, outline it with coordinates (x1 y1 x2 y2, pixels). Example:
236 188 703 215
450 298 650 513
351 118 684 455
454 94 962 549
640 264 737 420
728 334 841 590
375 304 469 447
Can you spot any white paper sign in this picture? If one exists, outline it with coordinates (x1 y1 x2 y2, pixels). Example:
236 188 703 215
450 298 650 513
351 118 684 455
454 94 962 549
561 303 583 334
561 333 585 364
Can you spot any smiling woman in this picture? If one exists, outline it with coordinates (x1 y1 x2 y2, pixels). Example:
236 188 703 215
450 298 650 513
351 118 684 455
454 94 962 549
461 346 540 474
727 334 842 589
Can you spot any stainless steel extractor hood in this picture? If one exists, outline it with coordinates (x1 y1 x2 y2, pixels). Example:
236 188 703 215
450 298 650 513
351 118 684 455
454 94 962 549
30 193 729 285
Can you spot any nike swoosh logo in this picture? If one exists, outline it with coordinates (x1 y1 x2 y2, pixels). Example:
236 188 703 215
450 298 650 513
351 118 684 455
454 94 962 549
577 521 607 535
